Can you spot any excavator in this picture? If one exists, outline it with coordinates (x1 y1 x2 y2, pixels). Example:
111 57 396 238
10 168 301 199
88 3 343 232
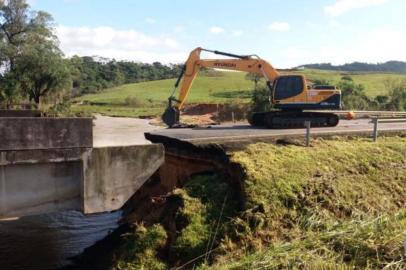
162 47 341 129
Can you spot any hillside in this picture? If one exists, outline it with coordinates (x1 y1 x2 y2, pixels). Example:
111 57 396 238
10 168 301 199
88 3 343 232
72 69 406 117
299 61 406 73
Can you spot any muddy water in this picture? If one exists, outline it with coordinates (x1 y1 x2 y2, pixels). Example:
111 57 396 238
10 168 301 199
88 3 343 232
0 210 122 270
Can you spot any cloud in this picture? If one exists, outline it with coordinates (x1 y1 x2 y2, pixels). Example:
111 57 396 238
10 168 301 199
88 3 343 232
324 0 389 17
277 27 406 67
209 26 225 34
56 26 185 63
231 30 243 37
268 22 291 32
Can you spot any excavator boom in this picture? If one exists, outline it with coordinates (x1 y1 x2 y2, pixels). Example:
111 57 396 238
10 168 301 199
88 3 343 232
172 47 279 110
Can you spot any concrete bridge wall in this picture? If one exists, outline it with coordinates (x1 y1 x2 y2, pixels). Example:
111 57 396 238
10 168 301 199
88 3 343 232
0 109 41 117
0 117 93 151
0 144 164 218
0 117 164 218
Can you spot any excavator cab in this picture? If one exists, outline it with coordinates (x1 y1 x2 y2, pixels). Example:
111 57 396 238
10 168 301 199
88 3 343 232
273 75 304 103
272 75 341 110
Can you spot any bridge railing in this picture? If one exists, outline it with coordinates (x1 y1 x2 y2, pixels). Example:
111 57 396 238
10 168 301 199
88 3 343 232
371 117 406 142
304 117 406 146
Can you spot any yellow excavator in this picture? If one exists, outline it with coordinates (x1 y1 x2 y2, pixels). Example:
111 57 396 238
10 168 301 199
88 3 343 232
162 47 341 129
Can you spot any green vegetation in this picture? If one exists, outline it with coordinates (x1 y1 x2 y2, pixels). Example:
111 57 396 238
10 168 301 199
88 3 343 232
0 1 183 112
73 72 253 117
0 0 71 107
113 224 168 270
300 61 406 73
205 138 406 269
295 69 406 97
112 174 239 269
69 56 183 96
113 137 406 269
72 69 406 117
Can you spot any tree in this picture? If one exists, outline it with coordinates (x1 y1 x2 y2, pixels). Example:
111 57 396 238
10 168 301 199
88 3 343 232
245 72 261 90
0 0 69 106
337 79 371 110
384 79 406 111
17 41 71 104
251 85 272 113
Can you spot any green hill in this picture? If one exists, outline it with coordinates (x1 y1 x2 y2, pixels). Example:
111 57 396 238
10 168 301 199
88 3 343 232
73 69 406 117
299 61 406 73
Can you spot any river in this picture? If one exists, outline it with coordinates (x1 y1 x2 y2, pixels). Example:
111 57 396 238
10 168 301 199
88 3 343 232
0 210 122 270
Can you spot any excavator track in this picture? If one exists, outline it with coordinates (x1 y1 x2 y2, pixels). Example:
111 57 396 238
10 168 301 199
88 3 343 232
249 111 339 129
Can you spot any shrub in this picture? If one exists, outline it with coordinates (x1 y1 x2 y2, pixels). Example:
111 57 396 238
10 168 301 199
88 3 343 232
124 96 143 107
250 86 272 113
113 224 167 270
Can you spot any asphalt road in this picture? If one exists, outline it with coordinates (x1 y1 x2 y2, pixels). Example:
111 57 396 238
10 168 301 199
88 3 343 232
147 119 406 143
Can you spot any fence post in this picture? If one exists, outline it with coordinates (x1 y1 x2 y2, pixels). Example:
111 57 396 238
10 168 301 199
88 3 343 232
232 112 235 123
373 117 379 142
304 121 311 147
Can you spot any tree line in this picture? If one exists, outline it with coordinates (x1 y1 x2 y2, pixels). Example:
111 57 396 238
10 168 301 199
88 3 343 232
299 61 406 73
69 56 183 96
336 76 406 111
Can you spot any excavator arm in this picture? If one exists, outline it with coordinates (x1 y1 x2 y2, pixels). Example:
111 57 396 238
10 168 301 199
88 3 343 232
163 47 280 127
174 47 279 109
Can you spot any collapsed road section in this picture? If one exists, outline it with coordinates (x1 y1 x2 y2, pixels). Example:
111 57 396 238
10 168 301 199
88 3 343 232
88 126 406 269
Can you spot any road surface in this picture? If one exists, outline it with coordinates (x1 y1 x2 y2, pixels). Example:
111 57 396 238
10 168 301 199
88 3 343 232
146 119 406 143
93 115 159 147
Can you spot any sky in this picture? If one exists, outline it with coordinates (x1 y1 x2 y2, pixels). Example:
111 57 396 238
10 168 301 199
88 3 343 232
28 0 406 68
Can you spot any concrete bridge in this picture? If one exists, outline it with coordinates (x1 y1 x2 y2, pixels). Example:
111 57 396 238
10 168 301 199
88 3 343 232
0 116 164 218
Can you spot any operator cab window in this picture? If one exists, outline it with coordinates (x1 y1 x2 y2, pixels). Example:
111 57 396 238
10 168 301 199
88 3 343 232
274 76 304 100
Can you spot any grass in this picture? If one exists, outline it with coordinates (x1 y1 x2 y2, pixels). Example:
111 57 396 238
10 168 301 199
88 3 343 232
293 69 406 97
72 69 406 117
202 137 406 269
113 224 168 270
203 211 406 270
70 104 163 118
112 174 239 269
112 137 406 269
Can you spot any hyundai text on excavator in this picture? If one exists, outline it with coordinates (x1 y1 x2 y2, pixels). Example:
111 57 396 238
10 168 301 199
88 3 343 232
162 47 341 129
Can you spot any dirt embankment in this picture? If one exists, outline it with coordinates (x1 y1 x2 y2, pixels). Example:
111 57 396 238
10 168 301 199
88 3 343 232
178 103 251 126
77 136 406 270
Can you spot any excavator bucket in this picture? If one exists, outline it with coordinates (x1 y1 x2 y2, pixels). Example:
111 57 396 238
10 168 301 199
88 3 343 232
162 105 179 127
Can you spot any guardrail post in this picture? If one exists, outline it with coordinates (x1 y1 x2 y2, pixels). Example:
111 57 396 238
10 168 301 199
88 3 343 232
372 117 378 142
232 112 235 123
305 121 311 147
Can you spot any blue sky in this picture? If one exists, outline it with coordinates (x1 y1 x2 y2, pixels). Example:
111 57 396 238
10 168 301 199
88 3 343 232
30 0 406 67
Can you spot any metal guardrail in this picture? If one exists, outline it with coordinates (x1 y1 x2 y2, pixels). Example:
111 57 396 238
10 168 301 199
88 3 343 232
371 117 406 142
304 117 406 146
304 121 311 147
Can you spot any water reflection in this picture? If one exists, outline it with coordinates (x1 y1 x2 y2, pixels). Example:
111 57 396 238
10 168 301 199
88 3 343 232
0 210 122 270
